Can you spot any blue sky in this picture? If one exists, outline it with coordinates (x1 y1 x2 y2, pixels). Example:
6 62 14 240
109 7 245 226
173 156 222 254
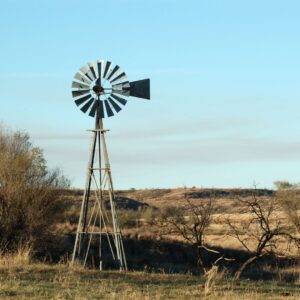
0 0 300 189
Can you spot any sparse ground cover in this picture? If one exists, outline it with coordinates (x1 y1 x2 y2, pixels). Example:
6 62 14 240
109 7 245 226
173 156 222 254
1 187 300 299
60 188 299 255
2 126 300 299
0 262 300 299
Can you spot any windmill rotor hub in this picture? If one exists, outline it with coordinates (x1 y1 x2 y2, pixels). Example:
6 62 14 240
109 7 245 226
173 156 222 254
92 85 104 95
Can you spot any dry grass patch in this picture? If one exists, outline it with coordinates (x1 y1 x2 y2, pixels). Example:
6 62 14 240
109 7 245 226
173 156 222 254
0 245 32 268
0 262 299 299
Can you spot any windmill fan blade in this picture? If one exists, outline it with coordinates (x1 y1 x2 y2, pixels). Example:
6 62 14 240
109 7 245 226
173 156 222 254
108 97 122 112
80 66 93 81
129 79 150 99
89 99 99 117
75 94 92 106
80 98 94 113
74 72 91 84
72 89 90 97
72 81 90 89
111 94 127 105
110 72 126 84
104 100 114 117
107 65 120 81
88 62 97 79
103 61 111 79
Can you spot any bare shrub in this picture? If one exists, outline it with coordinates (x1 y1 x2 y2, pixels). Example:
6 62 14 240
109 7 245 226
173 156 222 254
157 197 232 273
225 193 292 279
119 210 140 228
275 181 300 240
0 127 69 251
118 207 158 229
140 207 158 225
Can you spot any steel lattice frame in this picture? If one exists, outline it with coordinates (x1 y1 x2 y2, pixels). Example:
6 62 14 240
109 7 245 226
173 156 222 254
71 60 150 270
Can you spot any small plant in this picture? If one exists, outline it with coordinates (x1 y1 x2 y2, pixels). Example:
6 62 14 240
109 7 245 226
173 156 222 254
0 244 32 267
119 210 140 228
140 207 157 225
204 265 219 296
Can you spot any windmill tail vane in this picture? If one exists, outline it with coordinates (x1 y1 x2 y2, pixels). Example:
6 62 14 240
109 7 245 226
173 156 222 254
71 59 150 270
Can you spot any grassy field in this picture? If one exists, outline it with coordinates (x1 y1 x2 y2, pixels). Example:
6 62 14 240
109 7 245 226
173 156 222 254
1 188 299 299
59 188 298 254
0 262 300 299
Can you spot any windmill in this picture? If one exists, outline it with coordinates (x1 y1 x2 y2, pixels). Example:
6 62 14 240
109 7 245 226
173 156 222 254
71 60 150 270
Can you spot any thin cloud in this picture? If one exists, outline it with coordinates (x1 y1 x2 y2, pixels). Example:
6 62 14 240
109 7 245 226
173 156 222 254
109 137 300 165
32 117 261 141
33 133 88 140
111 118 255 139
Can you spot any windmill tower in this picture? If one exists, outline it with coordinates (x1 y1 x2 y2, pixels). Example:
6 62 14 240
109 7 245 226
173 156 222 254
71 60 150 270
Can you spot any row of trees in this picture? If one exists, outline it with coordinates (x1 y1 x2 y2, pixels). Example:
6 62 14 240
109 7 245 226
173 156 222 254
156 185 300 279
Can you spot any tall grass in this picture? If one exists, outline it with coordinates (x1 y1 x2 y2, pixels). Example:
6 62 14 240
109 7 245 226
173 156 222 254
0 244 32 267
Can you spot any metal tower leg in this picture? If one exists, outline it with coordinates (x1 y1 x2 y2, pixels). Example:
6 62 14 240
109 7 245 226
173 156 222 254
72 115 127 270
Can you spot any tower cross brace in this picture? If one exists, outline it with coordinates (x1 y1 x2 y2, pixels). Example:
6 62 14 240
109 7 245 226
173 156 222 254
72 111 127 270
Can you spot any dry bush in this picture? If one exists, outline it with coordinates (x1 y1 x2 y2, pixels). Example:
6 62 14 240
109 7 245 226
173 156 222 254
157 197 233 273
275 181 300 242
225 193 293 279
0 127 69 251
119 210 140 228
118 207 158 229
140 207 158 224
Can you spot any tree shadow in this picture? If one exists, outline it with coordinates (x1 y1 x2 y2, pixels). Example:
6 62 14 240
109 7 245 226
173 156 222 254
39 234 299 282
